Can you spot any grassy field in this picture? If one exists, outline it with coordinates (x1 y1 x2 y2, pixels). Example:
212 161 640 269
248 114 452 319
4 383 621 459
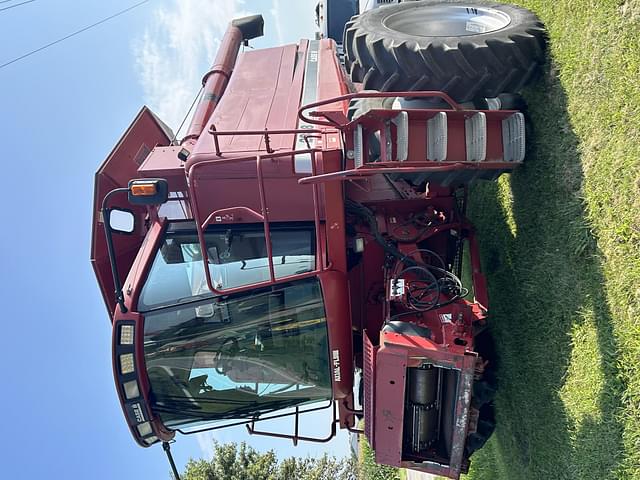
462 1 640 479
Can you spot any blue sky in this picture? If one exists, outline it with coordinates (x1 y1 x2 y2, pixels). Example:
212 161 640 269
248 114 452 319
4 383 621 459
0 1 348 478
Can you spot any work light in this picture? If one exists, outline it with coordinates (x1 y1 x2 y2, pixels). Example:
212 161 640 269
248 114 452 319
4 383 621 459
120 353 135 375
120 324 134 345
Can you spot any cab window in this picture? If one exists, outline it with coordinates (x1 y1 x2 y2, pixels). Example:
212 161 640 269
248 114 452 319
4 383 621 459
139 223 315 311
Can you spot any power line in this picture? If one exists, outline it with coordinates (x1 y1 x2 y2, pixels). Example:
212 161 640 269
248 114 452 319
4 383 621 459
0 0 152 70
172 86 204 145
0 0 19 4
0 0 35 12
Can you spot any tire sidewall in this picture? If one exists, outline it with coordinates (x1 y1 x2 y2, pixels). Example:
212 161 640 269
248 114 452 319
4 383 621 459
357 0 534 46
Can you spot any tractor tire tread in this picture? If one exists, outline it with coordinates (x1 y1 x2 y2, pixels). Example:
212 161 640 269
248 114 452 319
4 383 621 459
343 0 547 102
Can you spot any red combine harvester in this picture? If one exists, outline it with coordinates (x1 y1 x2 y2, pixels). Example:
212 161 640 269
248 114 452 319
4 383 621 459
91 2 545 478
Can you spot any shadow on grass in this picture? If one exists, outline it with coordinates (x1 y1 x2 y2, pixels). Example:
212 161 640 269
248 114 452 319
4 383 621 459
464 64 625 480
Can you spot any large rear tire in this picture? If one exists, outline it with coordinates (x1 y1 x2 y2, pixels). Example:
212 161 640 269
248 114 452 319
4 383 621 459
344 0 546 102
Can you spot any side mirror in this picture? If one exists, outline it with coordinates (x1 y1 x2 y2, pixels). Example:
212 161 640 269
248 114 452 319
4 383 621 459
109 208 135 234
127 178 169 206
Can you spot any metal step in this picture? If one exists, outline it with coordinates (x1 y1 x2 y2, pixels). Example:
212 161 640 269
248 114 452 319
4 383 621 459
392 111 409 162
502 112 526 162
427 112 448 161
465 112 487 162
354 123 364 168
384 123 392 161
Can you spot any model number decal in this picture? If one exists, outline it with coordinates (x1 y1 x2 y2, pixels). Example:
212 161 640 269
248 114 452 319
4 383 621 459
332 349 341 382
295 40 320 174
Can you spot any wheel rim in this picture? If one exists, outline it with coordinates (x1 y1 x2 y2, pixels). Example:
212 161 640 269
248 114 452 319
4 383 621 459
383 5 511 37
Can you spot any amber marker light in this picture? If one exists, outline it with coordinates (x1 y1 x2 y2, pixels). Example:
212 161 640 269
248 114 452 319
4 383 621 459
127 179 168 206
130 183 157 196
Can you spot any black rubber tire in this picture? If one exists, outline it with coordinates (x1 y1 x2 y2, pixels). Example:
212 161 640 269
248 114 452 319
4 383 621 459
466 402 496 456
347 96 387 120
343 0 546 102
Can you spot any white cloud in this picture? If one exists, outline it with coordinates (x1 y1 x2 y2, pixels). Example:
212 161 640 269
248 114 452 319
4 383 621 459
269 0 284 45
133 0 250 131
194 424 240 459
195 430 217 459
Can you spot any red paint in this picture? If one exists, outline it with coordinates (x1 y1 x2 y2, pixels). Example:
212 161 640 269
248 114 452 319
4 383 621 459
124 219 166 312
138 146 188 191
91 107 172 316
374 344 408 466
319 270 354 400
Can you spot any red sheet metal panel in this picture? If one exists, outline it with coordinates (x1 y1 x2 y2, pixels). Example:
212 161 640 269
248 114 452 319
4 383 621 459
374 343 408 467
137 145 188 191
91 107 172 316
363 330 377 447
186 42 322 224
191 43 302 156
317 38 351 110
188 156 319 223
319 270 354 400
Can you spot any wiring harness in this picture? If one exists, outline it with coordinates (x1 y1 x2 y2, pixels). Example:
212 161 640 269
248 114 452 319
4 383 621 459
345 199 467 313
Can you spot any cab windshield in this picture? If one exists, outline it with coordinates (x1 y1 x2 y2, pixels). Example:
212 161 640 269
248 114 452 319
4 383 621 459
141 246 331 428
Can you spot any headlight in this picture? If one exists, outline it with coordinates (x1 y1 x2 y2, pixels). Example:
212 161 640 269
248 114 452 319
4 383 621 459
137 421 153 437
123 380 140 399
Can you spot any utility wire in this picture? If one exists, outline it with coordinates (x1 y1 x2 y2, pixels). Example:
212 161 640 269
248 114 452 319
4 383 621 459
0 0 35 12
172 86 204 145
0 0 19 4
0 0 151 70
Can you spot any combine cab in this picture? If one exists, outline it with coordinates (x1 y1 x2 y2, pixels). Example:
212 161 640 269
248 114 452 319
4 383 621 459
90 2 546 478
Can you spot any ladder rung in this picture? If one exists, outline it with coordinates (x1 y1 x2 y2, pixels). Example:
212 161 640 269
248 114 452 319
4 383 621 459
427 112 448 161
465 112 487 162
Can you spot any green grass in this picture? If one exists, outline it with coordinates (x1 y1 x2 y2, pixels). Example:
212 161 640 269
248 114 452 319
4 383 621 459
462 1 640 479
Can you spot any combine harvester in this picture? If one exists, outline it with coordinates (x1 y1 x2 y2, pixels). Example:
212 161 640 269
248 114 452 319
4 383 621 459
91 1 546 478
